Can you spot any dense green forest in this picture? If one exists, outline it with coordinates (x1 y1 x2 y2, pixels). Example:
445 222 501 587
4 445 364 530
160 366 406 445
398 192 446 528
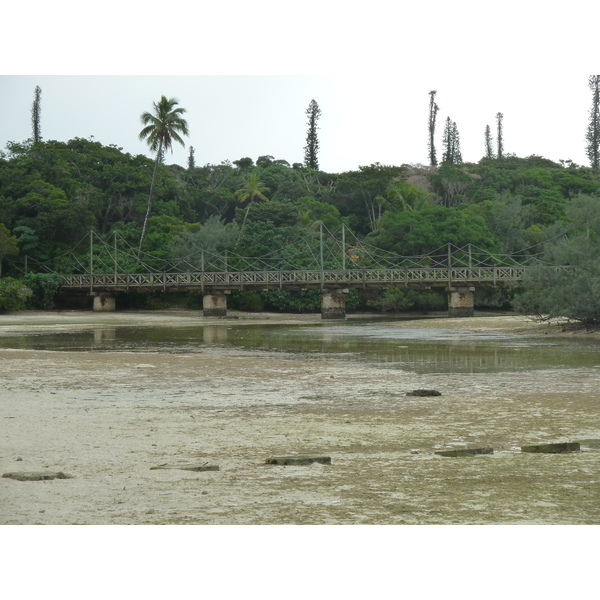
1 84 600 323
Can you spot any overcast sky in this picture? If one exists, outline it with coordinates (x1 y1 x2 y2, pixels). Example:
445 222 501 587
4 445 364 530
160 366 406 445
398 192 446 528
2 2 598 174
1 73 595 173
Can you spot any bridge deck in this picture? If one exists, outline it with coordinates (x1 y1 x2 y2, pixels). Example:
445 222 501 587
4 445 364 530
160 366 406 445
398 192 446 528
60 266 528 293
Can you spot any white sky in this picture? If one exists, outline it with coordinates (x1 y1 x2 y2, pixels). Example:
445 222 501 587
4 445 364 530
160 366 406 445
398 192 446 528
1 73 595 173
2 2 598 173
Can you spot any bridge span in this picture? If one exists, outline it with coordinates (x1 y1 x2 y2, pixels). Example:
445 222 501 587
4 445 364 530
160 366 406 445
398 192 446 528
60 264 528 319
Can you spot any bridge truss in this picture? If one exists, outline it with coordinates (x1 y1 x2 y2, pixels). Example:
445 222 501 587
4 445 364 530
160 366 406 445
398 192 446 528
9 224 554 293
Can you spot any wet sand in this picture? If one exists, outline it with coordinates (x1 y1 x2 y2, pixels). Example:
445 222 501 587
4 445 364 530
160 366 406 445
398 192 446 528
1 311 599 525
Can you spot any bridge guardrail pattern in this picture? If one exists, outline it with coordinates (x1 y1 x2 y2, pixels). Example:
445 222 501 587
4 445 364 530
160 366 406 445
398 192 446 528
60 266 529 292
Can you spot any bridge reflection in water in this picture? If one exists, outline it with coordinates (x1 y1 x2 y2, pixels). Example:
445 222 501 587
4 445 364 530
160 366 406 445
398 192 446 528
1 322 596 374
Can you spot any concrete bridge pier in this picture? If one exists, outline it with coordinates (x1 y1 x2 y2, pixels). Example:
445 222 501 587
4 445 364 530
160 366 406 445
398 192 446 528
321 288 347 319
203 291 228 317
448 286 475 317
92 292 116 312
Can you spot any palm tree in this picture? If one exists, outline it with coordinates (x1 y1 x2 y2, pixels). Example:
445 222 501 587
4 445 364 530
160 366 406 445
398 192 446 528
234 173 269 245
137 96 189 262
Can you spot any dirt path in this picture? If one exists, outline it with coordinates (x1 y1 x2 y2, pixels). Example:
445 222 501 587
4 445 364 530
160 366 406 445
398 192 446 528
1 311 599 525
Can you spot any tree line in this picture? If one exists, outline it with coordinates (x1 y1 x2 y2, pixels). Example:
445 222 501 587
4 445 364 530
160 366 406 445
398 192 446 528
1 81 600 324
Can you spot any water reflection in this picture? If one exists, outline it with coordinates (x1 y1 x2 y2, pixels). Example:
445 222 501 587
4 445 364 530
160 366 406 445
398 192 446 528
202 326 228 344
93 328 116 344
1 320 599 374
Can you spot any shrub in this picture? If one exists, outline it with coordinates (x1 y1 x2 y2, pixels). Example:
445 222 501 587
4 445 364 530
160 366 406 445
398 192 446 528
0 277 32 311
23 273 62 309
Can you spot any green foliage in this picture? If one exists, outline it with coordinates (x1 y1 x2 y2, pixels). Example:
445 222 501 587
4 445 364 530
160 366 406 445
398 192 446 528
31 86 42 144
586 75 600 170
496 112 504 158
13 225 39 253
261 289 321 313
23 272 62 309
485 192 536 253
367 205 498 256
234 173 270 238
296 196 343 229
0 277 32 311
441 118 462 165
2 128 600 315
516 195 600 326
381 180 432 213
304 100 321 170
428 91 439 166
484 125 494 159
0 223 18 272
233 157 254 169
242 198 298 228
515 236 600 326
429 163 473 207
229 290 265 312
333 163 407 233
366 287 446 312
138 96 190 258
170 216 239 268
236 221 299 260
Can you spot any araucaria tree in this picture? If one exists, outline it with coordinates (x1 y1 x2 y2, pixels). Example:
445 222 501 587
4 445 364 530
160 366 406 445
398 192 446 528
496 112 504 158
304 99 321 169
428 90 440 166
484 124 494 158
585 75 600 170
188 146 196 170
31 86 42 144
442 117 462 165
137 96 189 261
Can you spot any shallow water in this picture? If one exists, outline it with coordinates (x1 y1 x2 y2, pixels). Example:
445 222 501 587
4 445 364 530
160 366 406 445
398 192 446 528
1 318 599 374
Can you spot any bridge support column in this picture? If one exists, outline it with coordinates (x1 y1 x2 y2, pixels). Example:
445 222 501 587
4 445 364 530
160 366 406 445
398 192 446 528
92 293 116 312
448 286 475 318
203 291 227 317
321 288 347 320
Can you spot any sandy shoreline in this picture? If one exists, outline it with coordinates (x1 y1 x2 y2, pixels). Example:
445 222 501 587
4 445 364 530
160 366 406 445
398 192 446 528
1 310 599 525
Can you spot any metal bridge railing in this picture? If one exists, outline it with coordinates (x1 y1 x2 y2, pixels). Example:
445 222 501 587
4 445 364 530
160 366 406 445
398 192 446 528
60 265 532 292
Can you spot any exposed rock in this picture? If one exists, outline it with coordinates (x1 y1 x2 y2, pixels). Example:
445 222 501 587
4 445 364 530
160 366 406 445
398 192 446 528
406 389 442 397
521 442 580 454
574 439 600 449
150 463 219 472
266 455 331 465
2 471 74 481
435 447 494 457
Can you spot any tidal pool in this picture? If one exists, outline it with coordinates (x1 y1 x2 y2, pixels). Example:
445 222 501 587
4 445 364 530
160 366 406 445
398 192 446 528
1 317 599 374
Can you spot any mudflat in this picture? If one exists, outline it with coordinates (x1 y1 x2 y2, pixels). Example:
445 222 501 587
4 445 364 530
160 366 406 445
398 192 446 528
1 311 599 525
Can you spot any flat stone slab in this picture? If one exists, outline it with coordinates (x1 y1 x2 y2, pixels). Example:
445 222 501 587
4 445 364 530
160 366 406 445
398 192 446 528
406 389 442 397
521 442 580 454
574 439 600 449
266 455 331 466
2 471 74 481
150 463 219 472
435 447 494 457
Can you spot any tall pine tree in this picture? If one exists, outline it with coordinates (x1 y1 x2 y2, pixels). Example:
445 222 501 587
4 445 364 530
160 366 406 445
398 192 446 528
304 99 321 169
496 112 504 158
442 117 462 164
31 85 42 144
188 146 196 169
428 90 440 166
585 75 600 170
484 124 494 158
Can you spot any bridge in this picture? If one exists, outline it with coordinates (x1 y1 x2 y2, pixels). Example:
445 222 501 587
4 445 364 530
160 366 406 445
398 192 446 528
16 225 550 319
